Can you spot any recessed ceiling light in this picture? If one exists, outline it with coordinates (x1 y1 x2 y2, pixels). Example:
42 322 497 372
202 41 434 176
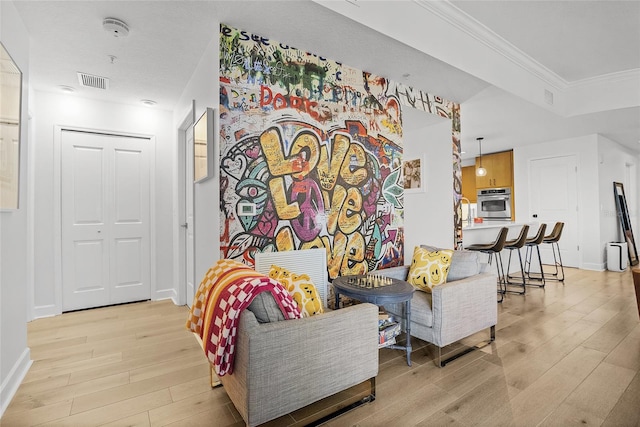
59 85 75 93
140 99 157 107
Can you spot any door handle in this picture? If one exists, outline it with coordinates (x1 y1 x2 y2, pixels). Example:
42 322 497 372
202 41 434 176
181 223 188 229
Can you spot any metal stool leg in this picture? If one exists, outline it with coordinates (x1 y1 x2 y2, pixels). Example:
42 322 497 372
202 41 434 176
505 248 526 294
524 244 545 288
547 241 565 282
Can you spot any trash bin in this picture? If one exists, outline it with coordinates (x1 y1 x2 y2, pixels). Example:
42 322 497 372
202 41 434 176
607 242 628 272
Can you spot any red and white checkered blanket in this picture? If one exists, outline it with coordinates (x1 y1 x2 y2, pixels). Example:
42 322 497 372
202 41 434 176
186 259 301 376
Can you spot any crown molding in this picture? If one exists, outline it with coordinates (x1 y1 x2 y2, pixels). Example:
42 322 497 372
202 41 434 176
414 0 567 91
568 68 640 89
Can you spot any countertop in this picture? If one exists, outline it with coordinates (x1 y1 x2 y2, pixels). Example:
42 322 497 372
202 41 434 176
461 220 536 247
462 220 528 230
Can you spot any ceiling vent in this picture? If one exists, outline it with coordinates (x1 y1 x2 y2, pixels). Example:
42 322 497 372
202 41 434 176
77 72 110 90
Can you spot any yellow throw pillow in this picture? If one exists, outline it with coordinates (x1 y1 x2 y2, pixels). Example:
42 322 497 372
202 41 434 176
407 246 453 293
269 265 324 317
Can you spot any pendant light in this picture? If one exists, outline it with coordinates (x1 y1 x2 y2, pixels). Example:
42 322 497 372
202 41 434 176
476 137 487 177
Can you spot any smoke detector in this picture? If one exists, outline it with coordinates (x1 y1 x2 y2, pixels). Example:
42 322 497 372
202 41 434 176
103 18 129 38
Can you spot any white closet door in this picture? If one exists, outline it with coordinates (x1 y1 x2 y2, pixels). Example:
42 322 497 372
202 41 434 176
61 130 150 311
529 155 579 267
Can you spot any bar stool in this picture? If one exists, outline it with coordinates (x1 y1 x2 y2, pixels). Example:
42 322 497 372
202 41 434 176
542 222 565 282
466 227 509 302
524 223 547 287
504 224 530 295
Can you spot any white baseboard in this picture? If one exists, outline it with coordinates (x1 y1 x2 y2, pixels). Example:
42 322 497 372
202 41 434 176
581 262 606 271
155 288 178 304
0 347 32 418
33 304 59 320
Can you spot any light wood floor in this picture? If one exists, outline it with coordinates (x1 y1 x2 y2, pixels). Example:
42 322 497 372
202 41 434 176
3 267 640 426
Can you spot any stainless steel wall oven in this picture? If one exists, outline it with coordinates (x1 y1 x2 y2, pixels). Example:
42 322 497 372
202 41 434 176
477 188 511 220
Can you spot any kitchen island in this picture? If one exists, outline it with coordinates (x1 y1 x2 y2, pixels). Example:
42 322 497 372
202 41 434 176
462 220 535 247
462 220 538 275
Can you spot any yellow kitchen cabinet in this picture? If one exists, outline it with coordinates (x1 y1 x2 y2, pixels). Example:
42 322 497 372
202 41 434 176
475 150 513 189
461 165 477 202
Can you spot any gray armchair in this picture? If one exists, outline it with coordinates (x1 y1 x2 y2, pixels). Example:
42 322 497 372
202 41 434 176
219 302 379 426
379 248 498 367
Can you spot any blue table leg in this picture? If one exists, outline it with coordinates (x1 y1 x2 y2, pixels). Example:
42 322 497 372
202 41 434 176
405 299 412 366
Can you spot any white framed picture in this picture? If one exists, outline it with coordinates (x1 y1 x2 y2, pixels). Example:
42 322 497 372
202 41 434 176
194 107 216 183
402 155 425 193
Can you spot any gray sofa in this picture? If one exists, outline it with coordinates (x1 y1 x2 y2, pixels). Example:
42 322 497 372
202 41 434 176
379 248 498 367
219 301 379 427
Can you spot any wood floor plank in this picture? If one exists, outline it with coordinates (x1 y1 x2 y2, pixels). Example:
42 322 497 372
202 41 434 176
601 370 640 426
538 402 605 426
603 323 640 371
0 398 72 426
434 358 505 398
24 352 123 384
67 344 197 385
47 389 173 427
7 372 129 412
129 353 206 383
486 345 607 426
441 374 514 425
99 412 151 427
148 389 235 427
563 361 636 420
162 406 242 427
70 364 209 414
4 268 639 427
502 318 603 391
167 377 219 403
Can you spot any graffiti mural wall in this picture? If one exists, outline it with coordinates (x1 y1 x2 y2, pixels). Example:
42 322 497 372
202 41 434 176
219 23 461 278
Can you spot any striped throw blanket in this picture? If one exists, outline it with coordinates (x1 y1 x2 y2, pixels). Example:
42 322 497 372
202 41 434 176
186 259 301 376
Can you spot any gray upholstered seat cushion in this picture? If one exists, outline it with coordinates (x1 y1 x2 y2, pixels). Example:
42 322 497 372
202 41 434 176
247 292 285 323
421 245 480 282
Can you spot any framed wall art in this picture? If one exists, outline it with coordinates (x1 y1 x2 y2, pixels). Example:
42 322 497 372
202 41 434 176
403 155 425 193
0 42 23 210
193 107 215 183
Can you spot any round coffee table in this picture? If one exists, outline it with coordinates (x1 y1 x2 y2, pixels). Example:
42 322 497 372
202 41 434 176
332 274 414 366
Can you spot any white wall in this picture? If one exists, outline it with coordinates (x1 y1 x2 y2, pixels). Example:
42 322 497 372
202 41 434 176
403 112 454 258
513 133 639 271
173 36 220 300
31 91 175 318
0 0 31 417
597 135 639 267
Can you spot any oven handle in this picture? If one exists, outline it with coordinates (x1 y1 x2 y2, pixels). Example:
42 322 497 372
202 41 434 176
478 195 510 200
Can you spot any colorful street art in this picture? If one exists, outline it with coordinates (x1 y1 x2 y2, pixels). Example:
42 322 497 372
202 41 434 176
218 24 461 278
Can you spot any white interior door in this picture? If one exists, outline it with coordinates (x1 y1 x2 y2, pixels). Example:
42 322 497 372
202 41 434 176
62 130 150 311
529 155 579 267
185 128 195 307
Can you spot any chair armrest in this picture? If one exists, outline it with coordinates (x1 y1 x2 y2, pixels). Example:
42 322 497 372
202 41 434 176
376 266 409 281
222 303 379 426
430 271 498 347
